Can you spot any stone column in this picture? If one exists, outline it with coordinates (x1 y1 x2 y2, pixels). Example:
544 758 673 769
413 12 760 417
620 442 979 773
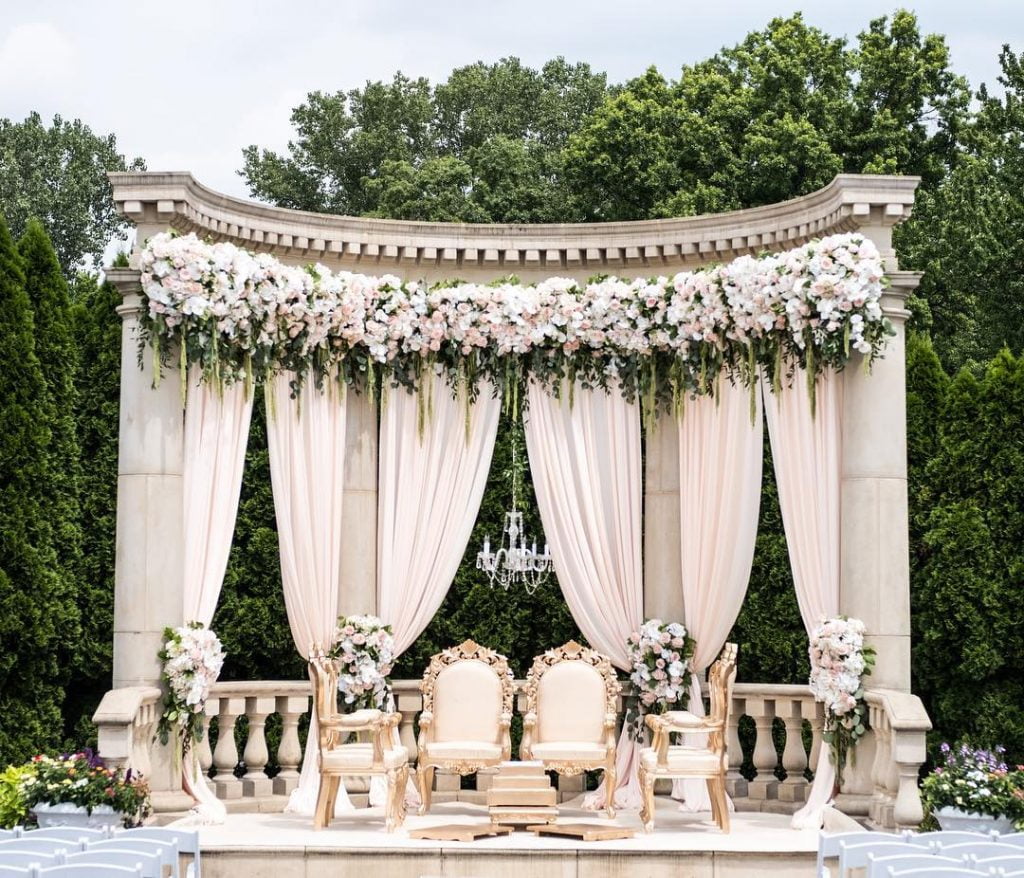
837 217 921 694
106 267 191 811
643 413 683 621
339 388 378 616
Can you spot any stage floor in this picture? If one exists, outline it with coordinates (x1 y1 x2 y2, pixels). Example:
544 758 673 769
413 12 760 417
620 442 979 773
186 798 820 877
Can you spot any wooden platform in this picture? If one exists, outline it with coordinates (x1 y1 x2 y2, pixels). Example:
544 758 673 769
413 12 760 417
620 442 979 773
183 798 821 878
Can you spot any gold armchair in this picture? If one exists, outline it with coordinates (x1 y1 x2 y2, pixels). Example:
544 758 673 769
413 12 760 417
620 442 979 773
415 640 514 815
520 641 621 818
638 643 738 832
308 647 409 832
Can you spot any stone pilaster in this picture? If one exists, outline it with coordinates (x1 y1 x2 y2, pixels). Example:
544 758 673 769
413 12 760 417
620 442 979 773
106 267 191 811
643 413 684 622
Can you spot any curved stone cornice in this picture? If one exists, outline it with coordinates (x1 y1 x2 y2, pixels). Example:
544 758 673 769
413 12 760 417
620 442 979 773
110 171 918 277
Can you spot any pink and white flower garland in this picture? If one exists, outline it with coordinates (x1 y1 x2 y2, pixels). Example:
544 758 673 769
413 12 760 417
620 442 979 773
157 622 226 752
626 619 695 737
329 615 395 710
808 616 875 781
138 231 889 409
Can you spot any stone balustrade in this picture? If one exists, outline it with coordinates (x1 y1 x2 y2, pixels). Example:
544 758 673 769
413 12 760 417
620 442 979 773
97 679 928 828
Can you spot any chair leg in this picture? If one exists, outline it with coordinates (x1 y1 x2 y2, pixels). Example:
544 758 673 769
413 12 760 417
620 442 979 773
385 768 399 832
705 777 720 826
326 776 341 822
313 774 332 830
396 764 409 828
638 764 655 832
711 775 730 833
417 764 435 816
604 758 617 820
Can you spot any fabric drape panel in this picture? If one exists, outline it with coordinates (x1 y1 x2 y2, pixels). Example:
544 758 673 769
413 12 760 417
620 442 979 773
523 381 644 810
266 372 352 816
763 370 843 830
676 379 763 810
372 375 500 807
377 376 501 655
179 372 254 824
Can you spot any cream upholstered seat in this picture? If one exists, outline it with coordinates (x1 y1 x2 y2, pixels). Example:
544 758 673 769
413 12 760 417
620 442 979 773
308 648 409 832
520 641 620 818
416 640 514 814
638 643 738 833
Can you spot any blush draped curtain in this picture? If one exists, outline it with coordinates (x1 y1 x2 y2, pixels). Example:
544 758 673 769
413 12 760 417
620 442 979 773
377 376 501 655
179 371 254 824
523 381 645 811
266 372 352 817
676 379 763 810
763 371 843 830
372 375 501 808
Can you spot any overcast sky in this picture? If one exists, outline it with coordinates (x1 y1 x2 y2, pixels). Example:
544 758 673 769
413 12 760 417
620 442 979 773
1 0 1021 200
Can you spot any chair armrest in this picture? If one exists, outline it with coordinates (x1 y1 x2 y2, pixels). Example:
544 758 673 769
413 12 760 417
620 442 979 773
499 712 512 728
523 712 537 729
321 709 382 732
419 710 434 729
604 712 618 728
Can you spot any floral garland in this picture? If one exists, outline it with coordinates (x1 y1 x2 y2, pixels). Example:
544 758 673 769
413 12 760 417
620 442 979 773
157 622 226 754
138 231 891 413
808 616 875 784
625 619 696 738
328 615 395 710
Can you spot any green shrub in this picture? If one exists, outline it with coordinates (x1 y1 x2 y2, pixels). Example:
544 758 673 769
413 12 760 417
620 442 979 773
0 764 34 829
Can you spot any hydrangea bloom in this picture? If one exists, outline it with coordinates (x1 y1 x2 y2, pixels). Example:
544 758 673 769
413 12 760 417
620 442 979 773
625 619 695 737
158 622 225 751
329 615 395 709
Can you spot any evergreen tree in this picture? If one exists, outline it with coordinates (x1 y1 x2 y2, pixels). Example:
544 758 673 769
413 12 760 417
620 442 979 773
0 214 72 763
68 275 122 744
18 221 84 742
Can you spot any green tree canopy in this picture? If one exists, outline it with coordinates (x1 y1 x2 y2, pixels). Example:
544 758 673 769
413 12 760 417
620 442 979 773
0 113 144 275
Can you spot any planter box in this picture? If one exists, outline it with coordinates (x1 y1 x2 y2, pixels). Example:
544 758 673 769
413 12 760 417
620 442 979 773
934 805 1015 835
32 802 123 830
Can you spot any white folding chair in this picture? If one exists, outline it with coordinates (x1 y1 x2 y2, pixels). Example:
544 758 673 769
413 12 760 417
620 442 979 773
818 831 910 876
974 855 1024 872
0 850 62 869
840 840 925 875
0 832 16 841
940 842 1024 859
886 869 986 878
0 841 77 856
39 866 142 878
18 831 107 843
1001 834 1024 847
65 849 161 878
866 853 962 878
83 840 176 878
114 829 200 878
0 867 33 877
906 831 997 847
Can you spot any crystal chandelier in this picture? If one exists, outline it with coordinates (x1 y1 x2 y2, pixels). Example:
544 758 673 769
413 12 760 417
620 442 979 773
475 424 552 595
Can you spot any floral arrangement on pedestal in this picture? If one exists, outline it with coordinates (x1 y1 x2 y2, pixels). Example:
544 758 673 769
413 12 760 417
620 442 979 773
138 230 890 414
625 619 696 738
157 621 226 754
808 615 875 783
328 615 396 710
18 751 150 828
921 743 1024 832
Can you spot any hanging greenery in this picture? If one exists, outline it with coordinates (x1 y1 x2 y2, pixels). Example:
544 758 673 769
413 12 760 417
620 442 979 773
138 231 893 413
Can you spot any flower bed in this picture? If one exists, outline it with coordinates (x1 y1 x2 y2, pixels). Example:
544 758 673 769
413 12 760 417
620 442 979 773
922 743 1024 832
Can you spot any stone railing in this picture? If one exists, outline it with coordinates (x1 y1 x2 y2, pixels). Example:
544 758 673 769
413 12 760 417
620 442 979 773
92 686 162 780
98 679 928 828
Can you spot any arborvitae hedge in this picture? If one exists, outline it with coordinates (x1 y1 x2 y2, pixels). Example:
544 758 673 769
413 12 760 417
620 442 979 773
0 215 74 764
17 220 84 744
67 275 122 745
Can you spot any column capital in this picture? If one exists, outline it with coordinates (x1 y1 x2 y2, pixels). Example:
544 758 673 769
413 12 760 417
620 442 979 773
106 268 144 320
881 270 922 324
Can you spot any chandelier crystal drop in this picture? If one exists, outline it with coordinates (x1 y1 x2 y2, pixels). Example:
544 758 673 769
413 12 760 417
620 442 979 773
475 424 552 595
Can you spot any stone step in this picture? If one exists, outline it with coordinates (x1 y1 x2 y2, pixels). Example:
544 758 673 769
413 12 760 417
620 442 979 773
487 787 558 807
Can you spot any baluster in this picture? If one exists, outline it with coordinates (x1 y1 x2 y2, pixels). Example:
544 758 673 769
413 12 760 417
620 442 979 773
726 696 747 798
868 703 886 825
273 695 308 796
212 697 245 799
746 697 779 800
395 687 421 766
242 696 275 797
780 698 809 803
808 701 825 775
197 698 217 778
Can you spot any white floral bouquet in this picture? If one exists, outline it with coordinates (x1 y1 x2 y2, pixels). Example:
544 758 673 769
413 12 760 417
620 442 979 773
328 615 395 710
157 622 225 752
808 615 875 782
625 619 695 738
138 231 889 414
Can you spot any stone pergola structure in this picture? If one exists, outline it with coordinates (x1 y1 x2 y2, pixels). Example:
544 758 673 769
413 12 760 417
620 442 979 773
96 171 930 826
